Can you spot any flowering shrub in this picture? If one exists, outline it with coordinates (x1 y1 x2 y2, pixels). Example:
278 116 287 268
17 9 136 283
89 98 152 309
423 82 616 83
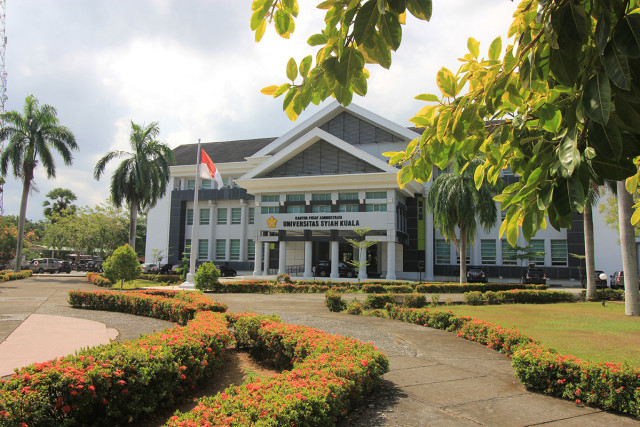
325 291 347 312
402 293 428 308
68 289 227 325
167 313 389 426
86 272 112 287
0 270 32 281
0 311 232 426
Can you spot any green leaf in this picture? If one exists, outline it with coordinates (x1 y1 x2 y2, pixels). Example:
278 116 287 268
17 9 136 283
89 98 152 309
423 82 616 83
352 73 368 96
299 55 313 77
361 32 392 69
589 120 622 160
415 93 439 102
397 165 413 188
378 10 402 51
282 88 296 110
488 37 502 61
582 73 611 125
473 163 485 188
603 42 631 90
614 97 640 133
308 34 328 46
436 67 457 98
353 0 379 46
333 83 353 106
591 156 636 181
467 37 480 59
613 13 640 58
286 57 298 81
553 2 589 57
387 0 406 14
335 47 364 86
537 104 562 133
506 210 519 246
595 11 611 56
558 127 579 176
549 48 579 86
406 0 431 21
274 9 292 37
537 185 553 211
377 0 387 14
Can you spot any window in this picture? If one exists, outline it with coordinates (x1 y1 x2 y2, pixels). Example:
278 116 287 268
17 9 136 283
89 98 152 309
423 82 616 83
215 239 226 260
230 239 240 260
456 246 471 265
201 179 211 190
366 191 386 199
217 208 227 225
198 239 208 260
312 205 331 213
247 240 255 260
287 205 305 213
339 204 358 212
187 179 195 190
502 240 517 265
261 194 279 202
312 193 331 201
231 208 241 224
185 239 191 256
261 206 278 214
481 240 496 265
199 208 210 225
530 239 545 265
186 209 193 225
248 207 255 224
366 204 387 212
435 240 450 264
286 194 305 202
339 192 358 200
551 240 567 266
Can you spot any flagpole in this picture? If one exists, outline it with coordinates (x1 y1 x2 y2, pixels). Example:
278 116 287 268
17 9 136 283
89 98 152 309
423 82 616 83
181 139 202 288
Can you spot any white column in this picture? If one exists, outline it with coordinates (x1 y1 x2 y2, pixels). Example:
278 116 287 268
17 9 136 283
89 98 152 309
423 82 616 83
263 242 270 274
386 241 397 280
278 240 287 275
303 241 313 278
240 201 247 260
358 246 368 280
330 240 339 279
425 209 435 280
253 239 263 276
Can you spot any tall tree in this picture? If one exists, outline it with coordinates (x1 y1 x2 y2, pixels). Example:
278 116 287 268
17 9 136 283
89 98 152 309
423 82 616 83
42 187 77 220
425 158 499 283
618 181 640 315
0 95 77 272
93 121 174 251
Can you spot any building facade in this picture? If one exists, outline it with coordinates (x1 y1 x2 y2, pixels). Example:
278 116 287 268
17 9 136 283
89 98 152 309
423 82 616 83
147 102 596 282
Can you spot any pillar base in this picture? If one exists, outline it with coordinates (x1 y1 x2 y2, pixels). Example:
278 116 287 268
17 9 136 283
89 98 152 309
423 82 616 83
179 273 196 289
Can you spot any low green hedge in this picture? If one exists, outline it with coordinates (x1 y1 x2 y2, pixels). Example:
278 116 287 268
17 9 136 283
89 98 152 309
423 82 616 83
581 288 625 301
167 313 389 426
415 282 547 293
0 310 232 426
86 272 111 287
464 289 577 305
139 274 181 284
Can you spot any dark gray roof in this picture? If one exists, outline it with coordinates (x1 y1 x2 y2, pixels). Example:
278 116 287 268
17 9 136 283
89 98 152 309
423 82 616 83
173 137 277 166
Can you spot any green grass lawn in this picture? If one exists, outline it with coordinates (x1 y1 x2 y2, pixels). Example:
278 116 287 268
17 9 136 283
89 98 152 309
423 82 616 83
106 279 171 290
440 301 640 366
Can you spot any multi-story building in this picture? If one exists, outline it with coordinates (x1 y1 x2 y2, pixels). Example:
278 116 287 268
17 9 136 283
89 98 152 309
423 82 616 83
146 102 607 283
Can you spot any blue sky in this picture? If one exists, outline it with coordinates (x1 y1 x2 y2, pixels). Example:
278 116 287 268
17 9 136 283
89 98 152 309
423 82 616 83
2 1 516 220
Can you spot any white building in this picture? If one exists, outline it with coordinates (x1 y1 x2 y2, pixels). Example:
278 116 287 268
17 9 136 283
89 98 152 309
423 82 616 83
146 102 631 283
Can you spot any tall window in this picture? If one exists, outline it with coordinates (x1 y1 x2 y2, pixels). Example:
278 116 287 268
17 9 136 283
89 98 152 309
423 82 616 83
312 205 331 213
366 191 386 199
187 179 195 190
199 208 210 225
201 179 211 190
261 206 278 214
312 193 331 201
435 239 450 264
366 204 387 212
248 207 255 224
481 240 496 265
185 239 191 256
530 239 545 265
186 209 193 225
231 208 241 224
456 246 471 264
339 204 358 212
215 239 226 260
261 194 279 202
230 239 240 260
286 194 305 202
287 205 305 213
551 240 567 266
198 239 208 260
247 240 255 260
502 240 517 265
339 192 358 200
217 208 227 225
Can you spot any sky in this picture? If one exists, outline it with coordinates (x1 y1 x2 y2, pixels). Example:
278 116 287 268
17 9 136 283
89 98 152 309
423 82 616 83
2 1 517 221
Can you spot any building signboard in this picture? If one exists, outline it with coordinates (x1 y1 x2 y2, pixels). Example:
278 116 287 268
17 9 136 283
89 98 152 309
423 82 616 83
261 212 387 231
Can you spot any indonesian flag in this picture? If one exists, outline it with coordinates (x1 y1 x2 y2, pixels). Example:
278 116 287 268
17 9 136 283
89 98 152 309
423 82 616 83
199 148 223 188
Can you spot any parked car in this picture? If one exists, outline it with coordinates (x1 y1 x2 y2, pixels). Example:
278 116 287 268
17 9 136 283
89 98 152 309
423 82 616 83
313 261 356 278
58 261 72 274
218 264 237 277
171 264 182 275
76 260 89 272
29 258 59 274
86 260 103 273
580 270 607 289
156 263 173 275
141 263 157 274
610 271 624 289
522 267 546 285
466 267 488 283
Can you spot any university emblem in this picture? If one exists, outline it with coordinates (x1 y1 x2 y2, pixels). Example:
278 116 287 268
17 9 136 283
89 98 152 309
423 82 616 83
267 216 277 228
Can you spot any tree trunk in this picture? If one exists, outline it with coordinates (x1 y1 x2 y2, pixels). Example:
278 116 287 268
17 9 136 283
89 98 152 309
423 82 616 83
128 202 138 253
617 181 640 316
14 178 32 272
584 202 597 301
459 227 467 284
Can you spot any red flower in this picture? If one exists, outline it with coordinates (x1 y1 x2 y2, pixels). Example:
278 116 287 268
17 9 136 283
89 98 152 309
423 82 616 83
61 405 71 413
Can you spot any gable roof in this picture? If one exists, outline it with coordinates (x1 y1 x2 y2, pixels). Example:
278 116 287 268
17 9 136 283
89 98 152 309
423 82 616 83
173 137 276 165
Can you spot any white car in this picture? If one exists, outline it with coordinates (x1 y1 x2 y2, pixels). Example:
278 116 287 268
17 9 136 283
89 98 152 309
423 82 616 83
141 263 157 274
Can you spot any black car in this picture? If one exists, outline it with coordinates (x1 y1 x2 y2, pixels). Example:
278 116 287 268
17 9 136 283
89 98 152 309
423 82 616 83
58 261 72 274
580 270 608 289
313 261 356 278
86 260 103 273
466 267 488 283
218 264 237 277
157 263 173 275
522 267 546 285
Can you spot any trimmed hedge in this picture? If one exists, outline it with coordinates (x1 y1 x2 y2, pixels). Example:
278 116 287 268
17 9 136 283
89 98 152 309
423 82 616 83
86 272 112 287
581 288 625 301
464 289 577 305
415 282 547 293
139 274 182 284
166 313 389 426
0 310 232 426
0 270 33 282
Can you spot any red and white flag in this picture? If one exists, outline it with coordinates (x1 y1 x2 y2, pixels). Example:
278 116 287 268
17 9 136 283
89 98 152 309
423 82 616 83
199 148 223 188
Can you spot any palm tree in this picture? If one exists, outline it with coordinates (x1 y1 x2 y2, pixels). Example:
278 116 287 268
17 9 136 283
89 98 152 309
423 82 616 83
42 187 77 220
0 95 77 272
617 181 640 316
426 157 500 283
94 121 174 252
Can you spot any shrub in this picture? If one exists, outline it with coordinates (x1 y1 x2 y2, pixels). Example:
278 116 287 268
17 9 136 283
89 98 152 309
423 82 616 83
86 272 111 287
361 284 387 293
276 273 292 284
580 288 625 301
346 299 363 314
464 291 485 305
402 293 428 308
325 291 346 312
102 244 141 289
194 261 221 292
363 293 396 309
